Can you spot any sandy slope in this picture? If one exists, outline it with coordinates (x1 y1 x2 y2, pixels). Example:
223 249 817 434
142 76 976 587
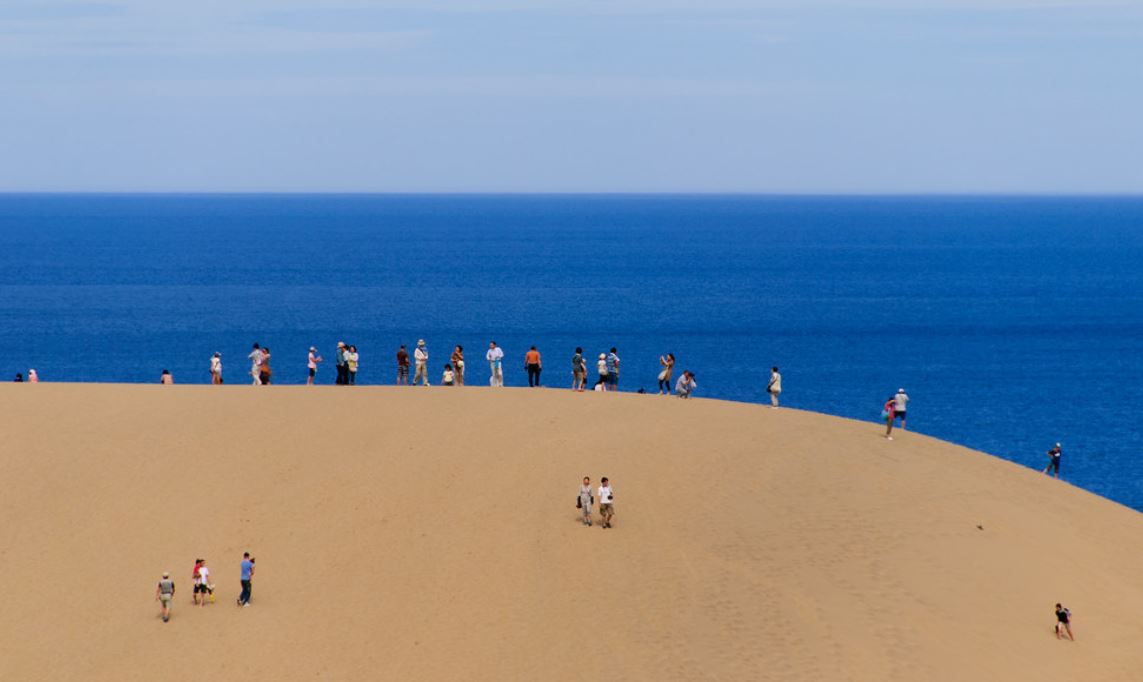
1 384 1141 681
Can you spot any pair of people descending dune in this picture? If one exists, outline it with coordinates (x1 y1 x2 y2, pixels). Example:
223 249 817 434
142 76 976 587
155 552 255 623
577 476 615 529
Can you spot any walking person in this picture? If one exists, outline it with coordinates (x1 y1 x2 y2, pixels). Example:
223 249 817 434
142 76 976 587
307 347 323 385
572 347 587 392
155 572 176 623
767 366 782 408
451 345 465 386
191 558 204 605
606 348 621 391
248 343 263 385
210 352 223 384
1055 604 1075 640
598 477 615 529
194 559 212 608
237 552 255 607
413 339 430 386
259 347 272 385
486 341 504 387
578 476 594 526
347 345 359 385
675 370 697 398
883 395 897 440
658 353 675 395
595 353 609 391
1043 443 1063 478
335 342 348 385
396 344 410 385
893 388 910 430
525 346 542 387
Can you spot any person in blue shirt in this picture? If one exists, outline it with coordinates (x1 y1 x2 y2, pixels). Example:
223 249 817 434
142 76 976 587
237 552 255 606
606 348 620 391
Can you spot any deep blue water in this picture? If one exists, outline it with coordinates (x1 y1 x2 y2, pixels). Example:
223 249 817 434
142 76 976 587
2 194 1142 509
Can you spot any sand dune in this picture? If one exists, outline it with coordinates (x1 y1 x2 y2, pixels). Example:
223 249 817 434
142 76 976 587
1 384 1142 681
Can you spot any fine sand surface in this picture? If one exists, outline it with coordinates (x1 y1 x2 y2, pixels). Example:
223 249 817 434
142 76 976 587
2 384 1143 681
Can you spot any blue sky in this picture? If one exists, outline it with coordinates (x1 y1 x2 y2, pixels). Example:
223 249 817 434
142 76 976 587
1 0 1140 192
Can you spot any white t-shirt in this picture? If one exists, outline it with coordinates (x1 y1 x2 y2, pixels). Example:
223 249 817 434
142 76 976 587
414 347 428 364
598 485 614 504
210 357 221 374
308 352 317 369
769 371 781 392
895 393 909 412
597 359 608 375
486 347 504 364
197 565 210 586
443 369 454 383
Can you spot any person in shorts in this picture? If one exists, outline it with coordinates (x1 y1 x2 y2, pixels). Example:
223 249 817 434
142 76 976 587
194 558 212 607
396 345 410 385
606 348 620 391
597 477 615 529
1043 443 1062 478
307 347 323 385
578 476 594 526
571 347 586 392
1055 603 1074 640
156 572 175 622
893 389 909 430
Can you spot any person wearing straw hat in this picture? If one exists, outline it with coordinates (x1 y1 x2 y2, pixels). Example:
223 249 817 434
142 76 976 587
155 572 176 622
307 346 323 385
413 339 430 386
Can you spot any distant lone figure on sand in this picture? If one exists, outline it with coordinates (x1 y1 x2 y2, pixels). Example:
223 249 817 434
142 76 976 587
237 552 255 607
598 477 615 529
658 353 675 395
1043 443 1062 478
525 346 542 387
675 371 696 398
578 476 594 526
768 366 781 408
155 572 175 622
486 341 504 387
1055 603 1074 640
161 369 173 384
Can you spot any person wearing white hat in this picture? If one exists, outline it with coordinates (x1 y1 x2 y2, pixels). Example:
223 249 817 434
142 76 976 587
307 346 323 385
413 339 430 386
893 388 910 430
595 353 609 391
335 342 348 385
1043 443 1063 478
210 352 223 384
155 572 176 622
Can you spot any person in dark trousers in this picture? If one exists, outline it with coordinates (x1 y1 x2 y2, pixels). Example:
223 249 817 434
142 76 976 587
1043 443 1062 478
396 344 410 385
1055 603 1074 640
524 346 542 387
335 342 348 385
237 552 255 607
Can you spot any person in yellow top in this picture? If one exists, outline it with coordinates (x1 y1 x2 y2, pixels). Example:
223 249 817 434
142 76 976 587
524 346 542 387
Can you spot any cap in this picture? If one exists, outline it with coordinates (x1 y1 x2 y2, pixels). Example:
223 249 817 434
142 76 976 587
417 339 426 346
1056 442 1061 447
338 341 345 347
162 572 169 578
898 388 905 393
309 346 317 352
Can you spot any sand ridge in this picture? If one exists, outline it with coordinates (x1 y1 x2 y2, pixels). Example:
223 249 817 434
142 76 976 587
2 384 1142 681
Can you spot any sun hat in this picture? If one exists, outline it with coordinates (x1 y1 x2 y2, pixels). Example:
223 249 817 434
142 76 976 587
417 339 426 346
309 346 316 352
898 388 905 392
162 572 169 578
599 353 606 359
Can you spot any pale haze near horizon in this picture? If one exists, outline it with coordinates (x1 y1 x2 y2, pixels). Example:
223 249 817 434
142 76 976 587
1 0 1140 194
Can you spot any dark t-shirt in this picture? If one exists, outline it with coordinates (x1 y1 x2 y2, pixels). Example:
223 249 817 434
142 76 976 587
572 353 583 371
397 349 409 367
1056 608 1070 623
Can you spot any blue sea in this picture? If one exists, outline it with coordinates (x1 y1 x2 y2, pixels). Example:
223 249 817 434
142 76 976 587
2 194 1141 509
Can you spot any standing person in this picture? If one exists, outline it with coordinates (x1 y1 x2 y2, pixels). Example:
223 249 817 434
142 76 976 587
606 348 621 392
191 559 204 605
259 347 272 385
210 352 223 384
675 370 696 398
160 369 174 384
1043 443 1063 478
658 353 675 395
27 369 38 383
525 346 542 387
571 347 586 392
1055 604 1075 640
347 345 359 385
155 572 175 623
451 345 465 386
14 373 22 382
195 559 212 608
237 552 255 607
767 366 782 408
442 364 455 386
883 395 897 440
248 343 263 385
413 340 430 386
595 353 609 391
335 342 348 385
578 476 594 526
396 344 410 385
893 388 910 430
307 347 323 385
486 341 504 387
597 477 615 529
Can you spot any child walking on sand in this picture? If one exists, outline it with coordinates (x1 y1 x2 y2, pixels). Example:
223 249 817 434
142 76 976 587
578 476 594 526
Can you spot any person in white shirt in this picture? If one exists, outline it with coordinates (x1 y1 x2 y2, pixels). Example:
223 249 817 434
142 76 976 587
767 366 781 408
210 352 223 385
307 346 323 385
195 559 212 608
675 371 696 398
413 339 430 386
595 353 609 391
893 389 910 430
597 477 615 529
248 343 264 386
486 341 505 387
